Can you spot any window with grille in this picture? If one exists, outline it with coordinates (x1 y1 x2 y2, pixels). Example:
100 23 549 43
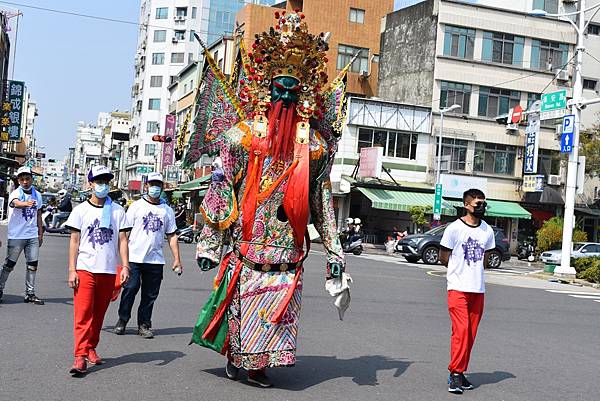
478 87 521 117
474 143 517 175
482 32 524 66
440 81 471 113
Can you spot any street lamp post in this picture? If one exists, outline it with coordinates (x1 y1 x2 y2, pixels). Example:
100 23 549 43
531 1 600 276
434 104 461 221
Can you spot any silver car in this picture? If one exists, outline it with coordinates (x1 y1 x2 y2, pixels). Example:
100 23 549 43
540 242 600 265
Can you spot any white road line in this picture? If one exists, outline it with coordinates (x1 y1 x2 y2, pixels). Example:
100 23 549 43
595 300 600 303
546 290 600 295
567 295 600 299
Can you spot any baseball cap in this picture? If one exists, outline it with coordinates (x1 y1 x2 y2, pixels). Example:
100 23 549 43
16 166 33 177
147 172 164 183
87 165 114 182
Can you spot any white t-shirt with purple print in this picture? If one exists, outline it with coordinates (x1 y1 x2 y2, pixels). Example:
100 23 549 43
127 198 177 265
7 188 42 240
440 218 495 293
65 200 131 274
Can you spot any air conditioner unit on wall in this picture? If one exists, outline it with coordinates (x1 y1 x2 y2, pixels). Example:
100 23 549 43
548 175 562 186
556 69 569 81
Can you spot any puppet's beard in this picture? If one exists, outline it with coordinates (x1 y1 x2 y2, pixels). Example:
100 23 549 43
267 100 297 161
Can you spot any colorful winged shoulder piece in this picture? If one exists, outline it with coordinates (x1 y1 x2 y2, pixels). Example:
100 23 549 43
182 40 246 168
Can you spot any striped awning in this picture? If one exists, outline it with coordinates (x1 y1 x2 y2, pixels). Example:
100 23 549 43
179 175 211 190
356 187 457 216
447 199 531 219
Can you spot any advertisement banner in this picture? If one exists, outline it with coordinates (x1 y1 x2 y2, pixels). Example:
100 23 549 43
1 80 25 141
162 114 176 168
441 174 488 199
522 175 544 192
523 114 540 174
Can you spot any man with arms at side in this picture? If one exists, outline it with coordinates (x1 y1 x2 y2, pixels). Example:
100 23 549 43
439 188 495 395
113 172 182 339
65 166 131 376
0 166 44 304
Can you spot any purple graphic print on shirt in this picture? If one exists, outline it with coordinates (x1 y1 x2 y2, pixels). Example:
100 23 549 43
142 212 163 234
21 207 37 221
462 237 485 265
87 219 114 249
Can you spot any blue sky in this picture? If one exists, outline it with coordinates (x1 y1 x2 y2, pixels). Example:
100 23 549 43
7 0 412 161
6 0 139 160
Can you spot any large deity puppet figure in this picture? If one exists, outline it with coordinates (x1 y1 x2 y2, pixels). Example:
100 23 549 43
183 11 353 388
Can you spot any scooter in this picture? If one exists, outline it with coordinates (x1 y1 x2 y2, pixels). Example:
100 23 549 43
177 226 200 244
517 238 536 262
42 206 71 235
339 232 363 255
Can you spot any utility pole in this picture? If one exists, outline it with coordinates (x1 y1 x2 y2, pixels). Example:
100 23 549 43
557 1 585 276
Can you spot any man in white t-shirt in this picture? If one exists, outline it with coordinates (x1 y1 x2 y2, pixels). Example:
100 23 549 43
0 166 44 305
65 166 131 376
439 188 495 395
113 172 182 339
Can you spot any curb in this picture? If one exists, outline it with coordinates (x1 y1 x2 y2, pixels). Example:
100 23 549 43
525 271 600 289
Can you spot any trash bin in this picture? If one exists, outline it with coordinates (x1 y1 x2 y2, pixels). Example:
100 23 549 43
544 264 556 273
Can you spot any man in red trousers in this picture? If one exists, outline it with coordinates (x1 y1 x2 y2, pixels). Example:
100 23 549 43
440 188 495 394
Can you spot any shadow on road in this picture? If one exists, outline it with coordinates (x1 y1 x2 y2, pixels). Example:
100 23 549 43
468 370 516 387
203 354 411 390
152 326 194 336
92 350 186 372
0 294 73 305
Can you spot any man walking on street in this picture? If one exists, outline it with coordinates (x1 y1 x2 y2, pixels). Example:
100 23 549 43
113 172 182 339
65 166 131 376
439 188 495 394
0 166 44 305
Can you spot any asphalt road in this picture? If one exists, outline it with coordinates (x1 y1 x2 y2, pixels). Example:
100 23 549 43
0 231 599 401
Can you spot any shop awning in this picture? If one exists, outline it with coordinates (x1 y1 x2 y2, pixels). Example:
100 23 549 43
356 187 457 216
173 190 190 199
486 200 531 219
575 207 600 217
179 175 211 190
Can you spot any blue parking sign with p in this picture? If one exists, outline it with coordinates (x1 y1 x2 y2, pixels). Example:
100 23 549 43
562 114 575 135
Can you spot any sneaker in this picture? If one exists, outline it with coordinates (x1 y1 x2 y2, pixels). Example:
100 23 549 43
448 373 464 394
459 373 474 390
113 319 126 335
248 369 273 388
138 324 154 339
24 293 45 305
86 349 103 365
69 356 87 376
225 360 240 380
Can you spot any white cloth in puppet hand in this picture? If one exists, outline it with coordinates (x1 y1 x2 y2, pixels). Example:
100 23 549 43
325 273 353 321
211 157 225 183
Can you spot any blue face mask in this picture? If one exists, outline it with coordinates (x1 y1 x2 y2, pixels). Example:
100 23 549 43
94 183 110 199
148 186 162 198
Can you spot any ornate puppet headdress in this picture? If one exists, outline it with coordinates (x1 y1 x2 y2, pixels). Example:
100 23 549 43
239 10 330 120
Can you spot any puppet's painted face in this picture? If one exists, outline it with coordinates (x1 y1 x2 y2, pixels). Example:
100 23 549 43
271 76 301 106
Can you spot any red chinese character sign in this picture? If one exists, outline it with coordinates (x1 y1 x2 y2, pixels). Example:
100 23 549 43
162 114 176 168
1 80 25 142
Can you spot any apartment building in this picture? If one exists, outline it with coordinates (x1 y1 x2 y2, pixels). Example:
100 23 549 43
374 0 584 248
236 0 395 97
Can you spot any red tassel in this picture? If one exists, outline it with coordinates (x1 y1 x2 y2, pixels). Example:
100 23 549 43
283 139 309 248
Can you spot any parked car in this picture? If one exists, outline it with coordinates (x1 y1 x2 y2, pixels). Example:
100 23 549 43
540 242 600 265
396 224 511 268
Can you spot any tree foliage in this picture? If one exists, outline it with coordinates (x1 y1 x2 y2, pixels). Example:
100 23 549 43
409 206 431 227
536 217 588 253
580 124 600 177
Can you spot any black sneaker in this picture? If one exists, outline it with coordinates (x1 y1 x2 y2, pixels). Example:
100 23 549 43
113 319 127 335
225 361 239 380
459 373 474 390
248 369 273 388
138 324 154 339
448 373 464 394
24 293 45 305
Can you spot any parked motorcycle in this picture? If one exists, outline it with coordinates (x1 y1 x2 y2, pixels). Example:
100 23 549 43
517 237 536 262
177 226 200 244
339 232 363 255
42 206 71 235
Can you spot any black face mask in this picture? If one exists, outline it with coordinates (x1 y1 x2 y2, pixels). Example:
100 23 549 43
472 201 487 218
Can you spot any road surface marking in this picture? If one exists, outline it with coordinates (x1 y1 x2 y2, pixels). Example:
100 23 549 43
567 295 600 299
546 290 600 295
